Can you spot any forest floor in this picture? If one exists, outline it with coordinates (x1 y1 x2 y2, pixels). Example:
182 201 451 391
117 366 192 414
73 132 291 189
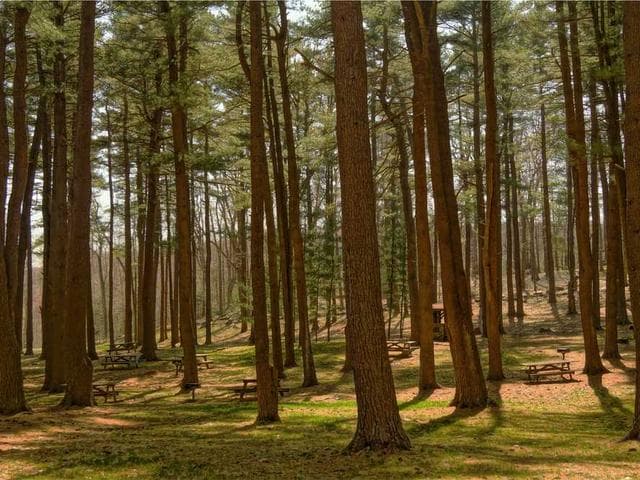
1 296 640 479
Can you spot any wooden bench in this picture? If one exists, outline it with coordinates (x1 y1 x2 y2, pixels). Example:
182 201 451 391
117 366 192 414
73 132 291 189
387 340 418 358
524 361 575 383
102 353 142 369
233 378 289 400
93 382 118 403
171 356 213 376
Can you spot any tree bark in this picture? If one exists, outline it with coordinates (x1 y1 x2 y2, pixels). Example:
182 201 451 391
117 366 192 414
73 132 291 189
556 0 605 375
622 0 640 440
412 1 488 408
540 102 556 305
160 0 198 388
62 0 96 407
332 1 410 451
247 1 280 423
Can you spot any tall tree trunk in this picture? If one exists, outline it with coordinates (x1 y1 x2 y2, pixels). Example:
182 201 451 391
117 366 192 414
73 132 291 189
0 7 29 415
412 0 488 408
471 4 486 333
621 0 640 440
540 103 556 305
62 0 96 407
508 115 525 319
332 1 410 451
588 83 602 328
160 0 198 388
43 1 68 392
123 97 134 345
204 170 213 345
246 1 279 423
141 70 163 361
276 1 317 387
482 2 503 381
556 0 605 375
401 1 437 391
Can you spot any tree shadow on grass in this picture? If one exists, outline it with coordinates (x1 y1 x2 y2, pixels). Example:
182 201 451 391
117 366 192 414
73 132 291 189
587 373 632 429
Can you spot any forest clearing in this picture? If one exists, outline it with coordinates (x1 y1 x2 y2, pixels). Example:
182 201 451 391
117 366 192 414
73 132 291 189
2 297 639 479
1 0 640 478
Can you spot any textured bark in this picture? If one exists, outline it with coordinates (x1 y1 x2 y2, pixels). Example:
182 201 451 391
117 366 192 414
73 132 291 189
401 1 436 391
141 69 163 361
471 5 486 331
204 167 213 345
482 1 503 381
508 115 525 319
622 0 640 440
43 0 68 392
276 1 317 386
556 0 605 375
62 0 96 407
123 97 134 345
0 9 28 414
161 0 198 387
247 1 280 423
540 103 556 305
414 1 487 408
587 83 601 328
332 1 410 451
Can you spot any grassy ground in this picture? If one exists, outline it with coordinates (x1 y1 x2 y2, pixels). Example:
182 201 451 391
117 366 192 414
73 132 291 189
1 297 640 479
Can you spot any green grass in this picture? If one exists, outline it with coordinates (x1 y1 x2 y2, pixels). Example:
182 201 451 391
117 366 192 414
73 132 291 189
2 303 640 479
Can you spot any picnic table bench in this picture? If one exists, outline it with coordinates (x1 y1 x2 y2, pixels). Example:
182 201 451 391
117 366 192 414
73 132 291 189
93 382 119 402
524 360 575 383
233 378 290 400
387 340 419 358
108 342 136 354
171 354 213 376
101 352 142 369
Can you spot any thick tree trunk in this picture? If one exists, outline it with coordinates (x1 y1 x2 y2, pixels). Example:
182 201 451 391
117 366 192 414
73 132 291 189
141 75 163 361
556 0 605 375
247 1 280 423
332 1 410 451
587 83 601 328
62 0 96 407
401 1 437 391
161 0 199 388
43 1 68 392
622 0 640 440
412 1 488 408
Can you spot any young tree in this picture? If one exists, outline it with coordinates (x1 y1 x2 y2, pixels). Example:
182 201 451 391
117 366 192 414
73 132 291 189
332 0 410 452
62 0 96 407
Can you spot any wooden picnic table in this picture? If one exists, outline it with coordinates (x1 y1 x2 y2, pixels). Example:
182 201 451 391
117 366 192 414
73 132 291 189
233 378 289 400
93 382 119 402
108 342 137 354
387 339 419 357
171 354 213 376
102 352 142 369
524 360 575 383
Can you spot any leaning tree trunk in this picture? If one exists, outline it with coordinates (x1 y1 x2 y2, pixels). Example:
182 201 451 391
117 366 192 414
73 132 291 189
62 0 96 407
332 0 410 452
